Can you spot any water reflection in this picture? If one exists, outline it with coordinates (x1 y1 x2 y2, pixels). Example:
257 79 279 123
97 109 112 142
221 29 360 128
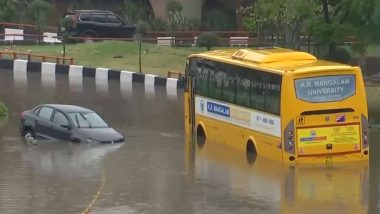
187 138 369 214
21 142 123 177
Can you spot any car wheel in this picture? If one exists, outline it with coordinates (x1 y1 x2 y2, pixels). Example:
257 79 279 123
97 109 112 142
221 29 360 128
22 129 36 144
70 137 81 143
82 31 97 43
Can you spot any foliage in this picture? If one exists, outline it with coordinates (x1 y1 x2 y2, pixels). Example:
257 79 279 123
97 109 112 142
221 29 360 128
239 0 378 58
238 0 318 48
121 0 152 24
373 0 380 39
306 0 377 57
183 17 201 31
135 20 150 39
204 9 235 31
166 1 184 34
0 0 15 22
60 17 74 57
26 0 52 40
166 0 184 24
196 32 220 51
149 18 167 31
324 47 351 63
71 0 92 10
0 101 8 118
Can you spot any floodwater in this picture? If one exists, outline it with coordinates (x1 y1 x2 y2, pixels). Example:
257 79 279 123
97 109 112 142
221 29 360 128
0 68 379 214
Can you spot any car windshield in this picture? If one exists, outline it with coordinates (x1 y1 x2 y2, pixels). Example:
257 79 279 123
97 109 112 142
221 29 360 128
68 112 108 128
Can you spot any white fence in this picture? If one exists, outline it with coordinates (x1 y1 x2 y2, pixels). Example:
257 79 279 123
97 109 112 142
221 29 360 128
2 28 61 43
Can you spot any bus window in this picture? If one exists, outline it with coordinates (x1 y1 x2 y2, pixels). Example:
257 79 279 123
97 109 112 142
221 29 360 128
206 62 223 99
236 68 251 107
222 65 236 103
195 63 208 96
264 75 281 115
250 74 265 111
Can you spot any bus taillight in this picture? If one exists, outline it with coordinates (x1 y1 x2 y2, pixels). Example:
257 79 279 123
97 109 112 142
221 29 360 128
362 115 369 149
284 120 295 154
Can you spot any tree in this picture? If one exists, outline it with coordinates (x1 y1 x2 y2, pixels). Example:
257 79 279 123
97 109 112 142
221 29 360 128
306 0 378 59
121 0 153 24
240 0 378 61
27 0 52 43
205 9 235 30
60 17 74 61
196 32 220 51
71 0 92 10
373 0 380 39
238 0 318 48
135 21 150 74
166 0 184 40
0 0 15 22
166 1 184 25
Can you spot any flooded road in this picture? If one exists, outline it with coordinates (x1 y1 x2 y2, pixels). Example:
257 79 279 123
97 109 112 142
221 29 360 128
0 68 379 214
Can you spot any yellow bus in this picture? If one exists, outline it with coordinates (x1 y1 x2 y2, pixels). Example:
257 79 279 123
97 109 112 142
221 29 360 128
184 48 369 164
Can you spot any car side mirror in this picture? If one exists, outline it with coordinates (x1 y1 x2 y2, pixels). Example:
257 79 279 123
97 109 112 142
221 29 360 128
61 124 71 130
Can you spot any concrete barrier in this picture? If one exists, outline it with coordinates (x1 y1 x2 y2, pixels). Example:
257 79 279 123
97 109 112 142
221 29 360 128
120 70 134 84
144 74 156 86
13 59 28 72
41 62 56 86
1 59 184 90
166 78 178 89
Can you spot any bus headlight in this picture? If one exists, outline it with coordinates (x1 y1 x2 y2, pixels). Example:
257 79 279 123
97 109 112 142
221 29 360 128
284 120 295 154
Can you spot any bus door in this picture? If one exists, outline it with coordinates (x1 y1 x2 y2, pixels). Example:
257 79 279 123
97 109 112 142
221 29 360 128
184 59 196 137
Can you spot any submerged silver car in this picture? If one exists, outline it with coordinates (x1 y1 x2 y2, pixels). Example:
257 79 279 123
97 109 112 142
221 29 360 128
20 104 125 143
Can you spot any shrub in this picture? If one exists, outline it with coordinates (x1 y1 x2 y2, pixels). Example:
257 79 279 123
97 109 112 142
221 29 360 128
0 101 8 118
196 32 220 51
150 18 167 31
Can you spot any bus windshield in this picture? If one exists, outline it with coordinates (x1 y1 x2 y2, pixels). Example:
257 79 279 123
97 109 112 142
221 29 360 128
294 74 356 103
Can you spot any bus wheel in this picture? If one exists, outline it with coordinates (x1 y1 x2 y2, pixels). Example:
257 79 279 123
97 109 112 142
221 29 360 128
196 125 206 148
246 140 257 164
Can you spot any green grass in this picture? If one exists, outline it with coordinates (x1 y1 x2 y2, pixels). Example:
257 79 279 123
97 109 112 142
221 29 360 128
0 41 206 76
0 101 8 118
1 41 379 76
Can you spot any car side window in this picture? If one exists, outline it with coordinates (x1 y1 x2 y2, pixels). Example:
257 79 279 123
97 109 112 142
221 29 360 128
53 111 69 126
38 107 54 121
107 15 121 24
91 14 108 23
33 107 41 114
79 13 90 21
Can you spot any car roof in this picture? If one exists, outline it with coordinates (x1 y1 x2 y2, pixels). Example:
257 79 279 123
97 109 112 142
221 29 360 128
39 104 93 113
67 10 115 14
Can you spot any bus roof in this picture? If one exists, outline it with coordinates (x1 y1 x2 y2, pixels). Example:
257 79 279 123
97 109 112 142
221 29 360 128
189 48 357 75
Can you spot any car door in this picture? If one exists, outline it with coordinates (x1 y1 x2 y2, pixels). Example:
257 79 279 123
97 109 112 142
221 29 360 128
34 106 54 139
106 14 124 37
51 110 71 141
90 13 109 37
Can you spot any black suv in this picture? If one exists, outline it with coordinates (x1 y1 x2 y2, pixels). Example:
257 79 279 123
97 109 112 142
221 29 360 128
59 10 136 39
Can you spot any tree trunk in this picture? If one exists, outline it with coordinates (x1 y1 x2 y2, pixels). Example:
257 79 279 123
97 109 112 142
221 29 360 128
321 0 336 57
139 40 142 74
